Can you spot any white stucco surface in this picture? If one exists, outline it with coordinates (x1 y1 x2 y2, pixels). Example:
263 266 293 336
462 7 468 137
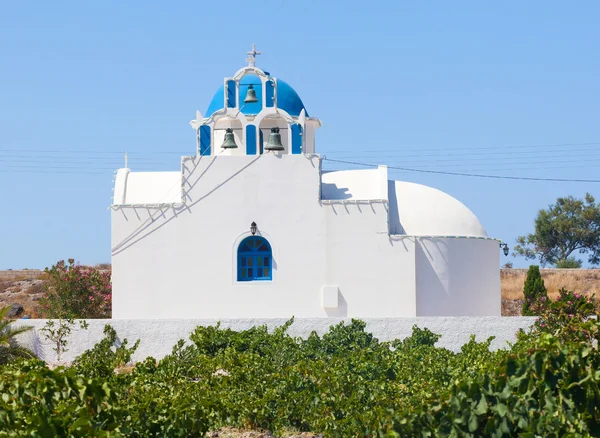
415 238 501 316
111 154 500 319
116 171 182 205
388 180 488 237
321 168 387 201
14 317 536 364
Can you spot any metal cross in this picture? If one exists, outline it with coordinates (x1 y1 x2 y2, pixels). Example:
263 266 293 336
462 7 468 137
245 43 261 67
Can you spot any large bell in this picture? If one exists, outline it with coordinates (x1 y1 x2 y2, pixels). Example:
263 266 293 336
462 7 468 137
265 127 284 151
220 128 238 149
244 84 259 103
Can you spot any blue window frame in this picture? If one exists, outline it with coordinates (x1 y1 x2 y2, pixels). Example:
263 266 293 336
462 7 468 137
238 236 272 281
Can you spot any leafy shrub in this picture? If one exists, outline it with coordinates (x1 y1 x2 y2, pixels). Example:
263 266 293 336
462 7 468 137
522 265 548 316
386 329 600 437
0 360 126 436
72 324 139 379
39 318 89 362
39 259 112 318
0 305 33 365
529 288 598 344
1 313 600 436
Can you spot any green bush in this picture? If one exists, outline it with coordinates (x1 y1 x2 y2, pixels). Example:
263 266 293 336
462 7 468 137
522 265 548 316
1 313 600 436
72 324 139 379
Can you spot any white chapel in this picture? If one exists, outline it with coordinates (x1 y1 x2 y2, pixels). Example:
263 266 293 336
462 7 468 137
111 46 501 319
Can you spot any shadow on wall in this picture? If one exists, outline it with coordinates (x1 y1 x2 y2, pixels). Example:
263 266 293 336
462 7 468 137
113 155 262 256
415 240 451 316
387 181 404 234
321 182 352 200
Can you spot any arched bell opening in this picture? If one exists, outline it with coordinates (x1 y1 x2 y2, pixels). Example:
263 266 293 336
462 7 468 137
238 74 263 115
214 118 244 156
258 116 289 154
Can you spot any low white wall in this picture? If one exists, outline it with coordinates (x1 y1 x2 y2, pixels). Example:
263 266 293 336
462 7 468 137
13 317 536 364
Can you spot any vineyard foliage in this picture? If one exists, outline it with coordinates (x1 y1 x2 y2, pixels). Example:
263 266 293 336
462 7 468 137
1 300 599 436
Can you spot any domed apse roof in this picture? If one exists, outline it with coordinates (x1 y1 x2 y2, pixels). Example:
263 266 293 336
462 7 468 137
205 77 308 117
388 180 488 237
321 169 487 237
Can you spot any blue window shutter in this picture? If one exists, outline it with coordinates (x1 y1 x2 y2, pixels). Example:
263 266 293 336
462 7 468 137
246 125 257 155
227 80 236 108
200 125 211 156
259 129 264 154
265 80 274 107
291 124 302 154
237 236 273 281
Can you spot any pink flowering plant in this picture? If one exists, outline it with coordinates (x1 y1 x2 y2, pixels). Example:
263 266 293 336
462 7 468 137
39 259 111 318
530 288 598 343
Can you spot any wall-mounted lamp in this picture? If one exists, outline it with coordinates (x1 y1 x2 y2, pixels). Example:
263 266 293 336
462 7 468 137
499 242 509 257
250 221 257 235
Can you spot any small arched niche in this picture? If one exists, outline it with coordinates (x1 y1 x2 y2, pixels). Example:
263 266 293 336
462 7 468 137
258 115 289 155
213 118 244 156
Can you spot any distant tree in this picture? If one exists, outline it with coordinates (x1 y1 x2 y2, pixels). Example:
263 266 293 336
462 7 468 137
555 257 583 269
502 262 514 268
522 265 548 316
513 193 600 267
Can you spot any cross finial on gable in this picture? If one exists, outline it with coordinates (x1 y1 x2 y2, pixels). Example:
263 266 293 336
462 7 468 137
245 43 261 67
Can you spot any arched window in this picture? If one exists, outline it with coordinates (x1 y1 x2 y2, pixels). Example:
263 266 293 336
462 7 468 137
238 236 272 281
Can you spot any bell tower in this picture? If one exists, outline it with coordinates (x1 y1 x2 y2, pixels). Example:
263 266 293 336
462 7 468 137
190 44 322 157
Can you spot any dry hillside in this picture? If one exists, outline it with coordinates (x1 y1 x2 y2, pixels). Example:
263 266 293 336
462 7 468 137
1 268 599 317
500 268 600 316
0 269 45 318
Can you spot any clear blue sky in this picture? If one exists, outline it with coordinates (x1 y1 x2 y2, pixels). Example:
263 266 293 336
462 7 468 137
1 1 599 269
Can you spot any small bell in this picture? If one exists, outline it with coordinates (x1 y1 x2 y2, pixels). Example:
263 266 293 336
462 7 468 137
221 128 238 149
244 84 259 103
265 127 284 151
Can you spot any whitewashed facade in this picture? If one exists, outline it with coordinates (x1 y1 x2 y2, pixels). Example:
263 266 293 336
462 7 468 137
111 47 501 319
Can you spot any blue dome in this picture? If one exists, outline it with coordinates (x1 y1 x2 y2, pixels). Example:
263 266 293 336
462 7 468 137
206 84 225 117
276 79 308 117
205 76 308 117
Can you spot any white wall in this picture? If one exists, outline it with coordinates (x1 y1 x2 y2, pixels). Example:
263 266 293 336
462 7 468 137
14 317 536 364
323 204 417 317
112 154 329 319
123 172 182 204
416 238 501 316
111 154 500 319
321 168 386 201
112 154 423 318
